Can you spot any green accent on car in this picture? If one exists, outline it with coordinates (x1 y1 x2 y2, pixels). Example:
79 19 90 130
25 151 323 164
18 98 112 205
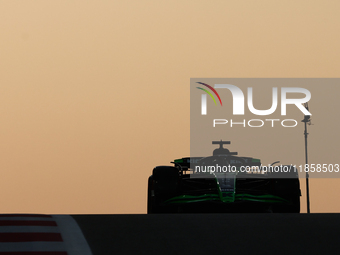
163 159 288 206
163 193 288 205
215 175 236 203
164 194 220 204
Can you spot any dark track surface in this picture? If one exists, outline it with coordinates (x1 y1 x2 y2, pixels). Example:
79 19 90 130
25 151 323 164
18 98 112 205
73 214 340 255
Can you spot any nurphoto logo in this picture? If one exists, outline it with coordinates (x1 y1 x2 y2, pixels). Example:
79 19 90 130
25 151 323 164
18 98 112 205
196 82 312 128
198 83 311 116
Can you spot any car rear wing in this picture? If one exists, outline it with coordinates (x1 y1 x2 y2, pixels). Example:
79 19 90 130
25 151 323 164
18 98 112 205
173 157 261 169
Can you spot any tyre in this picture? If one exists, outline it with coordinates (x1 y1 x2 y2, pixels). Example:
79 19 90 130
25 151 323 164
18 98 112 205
150 166 179 213
270 166 301 213
147 175 158 214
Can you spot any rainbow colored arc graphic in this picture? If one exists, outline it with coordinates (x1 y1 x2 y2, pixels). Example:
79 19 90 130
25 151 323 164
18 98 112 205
196 82 223 106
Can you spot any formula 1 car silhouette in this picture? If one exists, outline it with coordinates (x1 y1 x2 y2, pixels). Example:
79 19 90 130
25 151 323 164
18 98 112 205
148 141 301 213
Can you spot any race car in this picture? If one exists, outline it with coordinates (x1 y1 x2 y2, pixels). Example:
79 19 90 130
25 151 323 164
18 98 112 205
147 141 301 213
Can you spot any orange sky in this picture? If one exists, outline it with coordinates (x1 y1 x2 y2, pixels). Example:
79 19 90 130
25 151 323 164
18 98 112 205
0 1 339 213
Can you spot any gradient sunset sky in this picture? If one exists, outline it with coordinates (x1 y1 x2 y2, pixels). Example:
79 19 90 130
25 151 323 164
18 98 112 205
0 1 339 213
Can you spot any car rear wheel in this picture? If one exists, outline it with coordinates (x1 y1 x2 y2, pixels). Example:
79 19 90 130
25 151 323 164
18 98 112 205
149 166 179 213
269 165 301 213
147 175 158 214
